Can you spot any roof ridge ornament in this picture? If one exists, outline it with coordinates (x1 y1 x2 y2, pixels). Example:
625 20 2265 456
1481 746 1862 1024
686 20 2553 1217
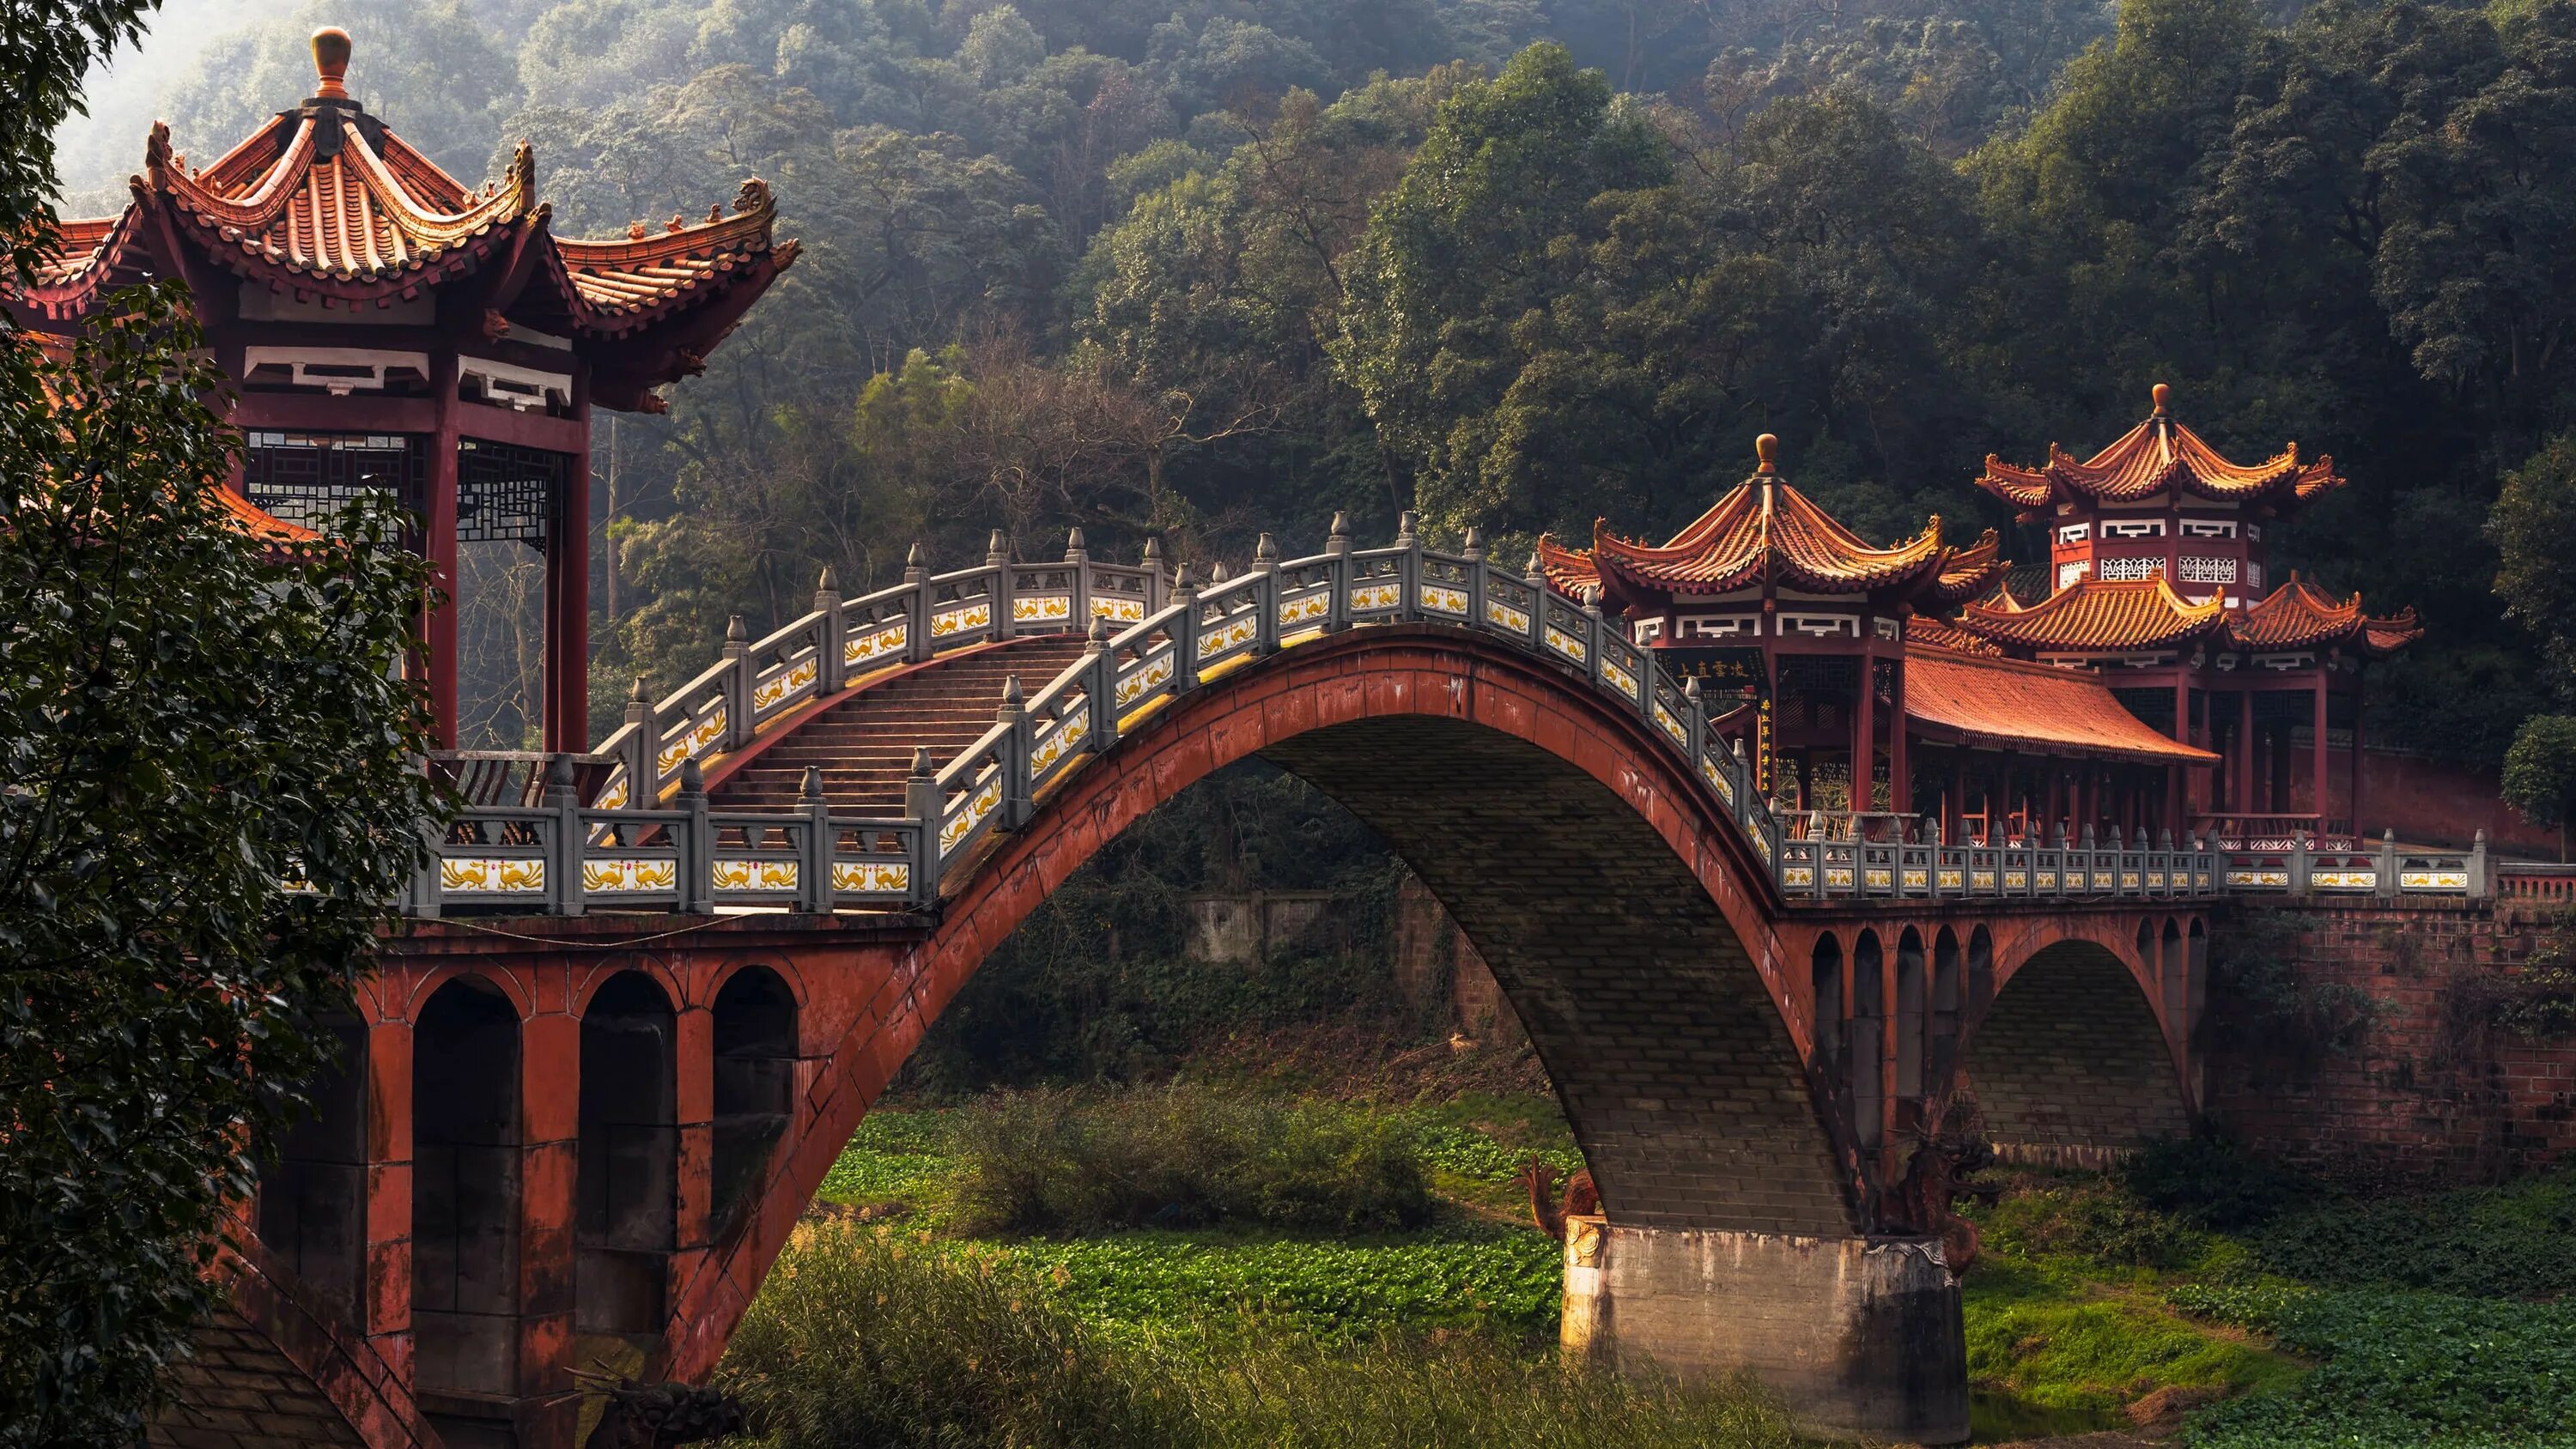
312 27 352 102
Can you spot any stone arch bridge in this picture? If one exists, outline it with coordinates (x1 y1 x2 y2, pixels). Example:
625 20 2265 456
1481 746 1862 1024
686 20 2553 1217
210 521 2458 1449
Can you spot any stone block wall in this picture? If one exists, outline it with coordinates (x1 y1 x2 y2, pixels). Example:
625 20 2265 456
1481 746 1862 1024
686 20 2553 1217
2201 900 2576 1184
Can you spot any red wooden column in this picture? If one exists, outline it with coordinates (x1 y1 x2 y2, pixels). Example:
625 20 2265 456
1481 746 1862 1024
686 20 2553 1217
1850 646 1876 815
1887 653 1911 821
2233 689 2255 814
2311 671 2330 832
2351 687 2368 834
544 365 594 752
427 355 463 750
2172 671 2194 823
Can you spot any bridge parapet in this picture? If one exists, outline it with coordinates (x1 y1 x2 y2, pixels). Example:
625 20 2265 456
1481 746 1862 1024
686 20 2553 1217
414 515 2528 917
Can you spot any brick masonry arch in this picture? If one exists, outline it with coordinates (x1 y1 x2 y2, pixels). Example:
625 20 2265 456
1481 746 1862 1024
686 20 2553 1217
1958 926 2196 1166
657 625 1862 1377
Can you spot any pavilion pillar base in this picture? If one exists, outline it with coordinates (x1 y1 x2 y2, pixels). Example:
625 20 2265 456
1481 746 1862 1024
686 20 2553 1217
1560 1219 1967 1445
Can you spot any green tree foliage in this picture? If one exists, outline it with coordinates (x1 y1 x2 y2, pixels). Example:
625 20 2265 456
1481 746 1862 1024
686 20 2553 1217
1332 44 1670 541
2502 716 2576 852
0 291 441 1440
2 1 160 282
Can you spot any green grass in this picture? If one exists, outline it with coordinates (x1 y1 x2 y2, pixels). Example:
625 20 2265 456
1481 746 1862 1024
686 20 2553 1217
719 1217 1799 1449
791 1093 2576 1447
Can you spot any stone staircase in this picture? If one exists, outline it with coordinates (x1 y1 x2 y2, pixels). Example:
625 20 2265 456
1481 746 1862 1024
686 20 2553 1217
709 635 1091 814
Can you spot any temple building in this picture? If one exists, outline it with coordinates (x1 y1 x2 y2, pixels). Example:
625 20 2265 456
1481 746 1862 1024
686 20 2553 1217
1540 389 2422 849
9 27 793 749
1959 386 2419 846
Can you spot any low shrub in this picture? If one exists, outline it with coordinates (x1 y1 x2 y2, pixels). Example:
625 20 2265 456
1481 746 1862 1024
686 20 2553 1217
945 1083 1434 1234
2123 1135 2312 1231
2252 1168 2576 1298
1975 1176 2206 1269
719 1219 1183 1448
2184 1291 2576 1447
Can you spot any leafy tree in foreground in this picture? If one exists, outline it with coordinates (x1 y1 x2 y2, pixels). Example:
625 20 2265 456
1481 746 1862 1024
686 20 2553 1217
5 9 442 1435
0 289 442 1442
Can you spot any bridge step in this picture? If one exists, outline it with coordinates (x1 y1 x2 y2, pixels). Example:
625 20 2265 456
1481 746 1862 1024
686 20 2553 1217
710 637 1090 814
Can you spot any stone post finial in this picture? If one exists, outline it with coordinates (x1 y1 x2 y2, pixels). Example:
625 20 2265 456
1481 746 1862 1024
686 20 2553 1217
1087 615 1111 646
1397 509 1418 541
1329 511 1350 541
1142 537 1163 566
818 566 838 594
1255 533 1276 563
987 529 1010 565
1210 561 1231 583
1001 674 1023 707
629 673 649 703
1065 526 1087 558
799 765 824 803
726 614 748 646
1684 676 1703 702
677 756 706 798
905 543 928 579
908 746 934 779
1173 561 1196 591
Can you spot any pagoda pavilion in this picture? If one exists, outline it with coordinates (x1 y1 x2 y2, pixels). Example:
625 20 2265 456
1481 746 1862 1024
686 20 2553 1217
1539 435 2219 840
1957 385 2420 846
9 27 794 750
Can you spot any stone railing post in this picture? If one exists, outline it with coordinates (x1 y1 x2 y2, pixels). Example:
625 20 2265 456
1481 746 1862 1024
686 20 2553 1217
904 746 940 906
2288 830 2313 898
546 753 584 917
997 675 1032 829
815 568 848 694
1084 616 1119 754
1170 563 1202 690
2378 828 2398 900
1065 528 1092 628
623 674 654 801
986 529 1015 640
903 543 933 664
2469 828 2490 900
723 614 754 749
1462 527 1487 636
1523 551 1548 654
1253 534 1282 655
411 815 445 919
1684 676 1708 767
801 766 835 914
1324 512 1352 634
678 758 713 914
1581 592 1607 693
1396 509 1422 621
1142 537 1167 612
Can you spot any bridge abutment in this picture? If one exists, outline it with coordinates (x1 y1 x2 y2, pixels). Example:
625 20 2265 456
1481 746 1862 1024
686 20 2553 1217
1559 1218 1968 1443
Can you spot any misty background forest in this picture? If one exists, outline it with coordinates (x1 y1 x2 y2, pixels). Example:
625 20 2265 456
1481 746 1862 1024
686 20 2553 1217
53 0 2576 1076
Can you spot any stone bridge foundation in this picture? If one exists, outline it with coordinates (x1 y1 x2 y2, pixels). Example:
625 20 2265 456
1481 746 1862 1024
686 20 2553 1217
1560 1219 1967 1442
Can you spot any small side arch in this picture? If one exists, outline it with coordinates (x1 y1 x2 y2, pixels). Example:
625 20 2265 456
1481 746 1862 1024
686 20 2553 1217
1959 937 2190 1167
712 965 800 1234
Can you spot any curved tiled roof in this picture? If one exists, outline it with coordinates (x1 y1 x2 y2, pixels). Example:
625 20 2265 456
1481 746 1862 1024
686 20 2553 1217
2228 574 2420 656
1925 528 2008 607
1583 476 1948 594
1904 648 2220 765
15 28 793 351
1905 615 2006 656
1540 440 1965 606
1953 576 2227 653
212 485 320 547
1978 383 2342 515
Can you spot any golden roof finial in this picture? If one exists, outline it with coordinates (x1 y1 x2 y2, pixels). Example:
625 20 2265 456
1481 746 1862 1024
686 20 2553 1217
1754 433 1778 475
312 27 352 100
2151 380 2171 416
